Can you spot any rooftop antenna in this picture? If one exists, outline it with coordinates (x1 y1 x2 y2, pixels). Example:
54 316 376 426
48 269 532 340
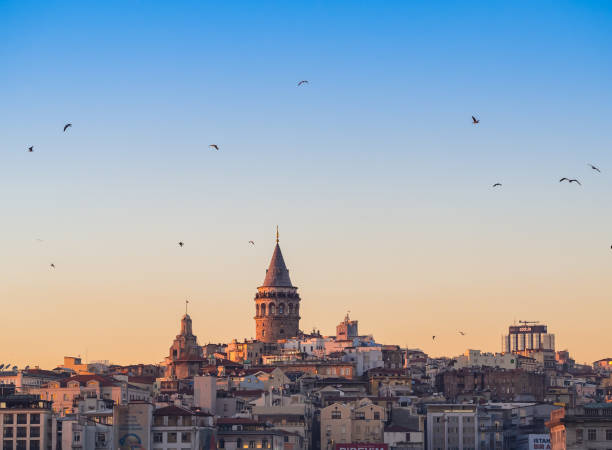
186 299 189 315
276 225 279 244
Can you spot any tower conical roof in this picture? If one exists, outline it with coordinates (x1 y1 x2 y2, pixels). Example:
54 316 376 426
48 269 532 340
262 243 294 287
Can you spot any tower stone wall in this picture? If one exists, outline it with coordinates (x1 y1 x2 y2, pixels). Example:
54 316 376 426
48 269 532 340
254 238 301 342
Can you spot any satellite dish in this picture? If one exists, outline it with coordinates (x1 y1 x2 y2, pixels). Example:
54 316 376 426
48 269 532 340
12 366 17 371
0 364 4 370
24 366 30 370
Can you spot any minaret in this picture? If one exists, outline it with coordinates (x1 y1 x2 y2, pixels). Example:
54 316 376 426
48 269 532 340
254 228 301 342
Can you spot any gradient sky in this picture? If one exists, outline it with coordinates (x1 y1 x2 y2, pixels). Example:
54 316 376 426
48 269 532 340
1 1 611 369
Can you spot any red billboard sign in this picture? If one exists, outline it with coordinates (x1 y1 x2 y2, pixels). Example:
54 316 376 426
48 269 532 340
335 445 388 450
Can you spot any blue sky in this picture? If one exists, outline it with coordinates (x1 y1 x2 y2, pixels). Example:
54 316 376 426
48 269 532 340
0 1 611 367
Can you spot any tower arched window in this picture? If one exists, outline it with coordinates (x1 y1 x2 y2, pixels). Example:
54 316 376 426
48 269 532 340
280 329 284 335
289 304 293 314
256 304 260 316
261 304 266 315
279 303 285 314
269 303 275 315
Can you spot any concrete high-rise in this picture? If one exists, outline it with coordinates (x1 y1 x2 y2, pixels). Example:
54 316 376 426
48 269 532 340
502 321 555 353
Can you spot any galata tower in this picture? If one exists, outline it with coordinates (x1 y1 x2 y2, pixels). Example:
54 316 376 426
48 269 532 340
254 229 301 342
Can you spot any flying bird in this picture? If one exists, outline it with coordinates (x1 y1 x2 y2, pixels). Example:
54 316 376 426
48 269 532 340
209 144 219 151
28 146 33 152
492 183 502 188
588 164 601 173
458 331 465 336
432 336 436 341
297 80 309 86
560 178 581 185
248 241 255 245
472 115 480 124
178 242 184 247
63 123 72 132
50 263 55 269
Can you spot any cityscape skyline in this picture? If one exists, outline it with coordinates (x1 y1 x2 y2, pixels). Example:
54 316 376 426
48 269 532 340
1 1 611 370
0 234 606 369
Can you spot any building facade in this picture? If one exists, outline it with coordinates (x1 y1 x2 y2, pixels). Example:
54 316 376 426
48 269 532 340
320 399 386 450
546 403 612 450
426 404 479 450
254 234 301 343
0 394 55 450
502 322 555 354
164 313 204 379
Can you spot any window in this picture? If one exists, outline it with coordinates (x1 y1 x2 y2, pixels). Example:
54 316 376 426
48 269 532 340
63 394 69 401
331 410 341 419
373 412 380 420
280 329 284 335
168 416 178 426
262 440 269 449
154 416 164 426
279 304 284 314
30 413 40 424
16 415 26 425
237 439 243 448
168 432 178 443
73 432 80 443
284 436 289 443
218 439 225 449
606 429 612 440
2 441 11 450
355 411 365 420
16 442 26 450
181 432 191 443
30 426 40 438
3 414 13 424
249 441 256 448
261 305 266 315
153 432 163 443
3 428 12 438
16 427 26 438
588 429 597 441
269 304 275 315
405 432 411 442
577 429 584 443
30 440 40 450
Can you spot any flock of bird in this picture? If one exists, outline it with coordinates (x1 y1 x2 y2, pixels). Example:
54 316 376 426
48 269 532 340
469 115 603 190
23 81 609 351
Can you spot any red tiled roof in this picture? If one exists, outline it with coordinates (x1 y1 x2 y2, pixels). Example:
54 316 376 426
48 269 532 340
45 374 119 388
24 369 67 378
153 405 193 416
128 376 156 384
